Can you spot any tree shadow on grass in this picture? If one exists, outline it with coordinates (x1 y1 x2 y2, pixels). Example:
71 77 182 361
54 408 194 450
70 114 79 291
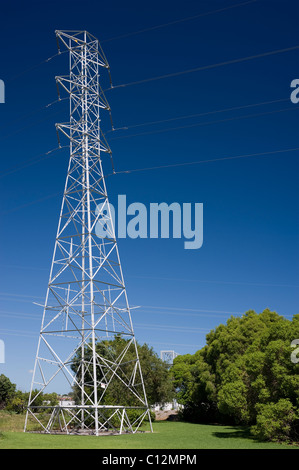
212 426 253 441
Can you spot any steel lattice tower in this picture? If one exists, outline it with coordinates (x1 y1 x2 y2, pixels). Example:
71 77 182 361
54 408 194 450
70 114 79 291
24 30 152 436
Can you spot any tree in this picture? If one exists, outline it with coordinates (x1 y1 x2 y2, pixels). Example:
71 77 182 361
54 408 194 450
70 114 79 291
0 374 16 409
171 309 299 442
171 351 218 423
5 389 58 413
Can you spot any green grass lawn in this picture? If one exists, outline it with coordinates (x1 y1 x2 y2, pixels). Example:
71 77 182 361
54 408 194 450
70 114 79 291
0 411 298 449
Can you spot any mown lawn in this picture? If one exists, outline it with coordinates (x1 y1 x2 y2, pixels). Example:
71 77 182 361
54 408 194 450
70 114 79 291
0 411 298 449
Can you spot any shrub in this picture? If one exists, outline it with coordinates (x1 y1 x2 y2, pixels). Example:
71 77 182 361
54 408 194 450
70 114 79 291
0 375 16 408
251 399 298 442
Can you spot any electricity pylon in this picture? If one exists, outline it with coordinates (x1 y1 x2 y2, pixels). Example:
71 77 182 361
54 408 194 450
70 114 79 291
161 350 179 366
24 30 152 436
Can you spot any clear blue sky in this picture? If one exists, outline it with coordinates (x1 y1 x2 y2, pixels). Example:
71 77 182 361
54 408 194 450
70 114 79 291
0 0 298 393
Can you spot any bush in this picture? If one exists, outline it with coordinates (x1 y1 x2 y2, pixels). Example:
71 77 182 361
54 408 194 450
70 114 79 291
251 399 298 442
0 375 16 408
126 408 155 424
6 396 26 414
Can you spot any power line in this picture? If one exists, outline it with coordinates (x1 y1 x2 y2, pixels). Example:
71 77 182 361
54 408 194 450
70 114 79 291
2 97 66 128
4 1 257 85
149 341 205 349
110 45 299 89
0 312 40 320
1 99 294 184
0 292 43 299
0 329 38 338
1 97 289 179
0 108 61 143
0 326 203 349
112 146 299 176
109 106 298 141
134 324 210 333
128 275 299 289
106 97 289 134
0 293 292 317
0 309 224 321
0 264 48 271
138 305 295 319
1 146 298 215
101 0 258 43
0 190 62 216
2 266 296 289
141 305 243 315
0 306 237 319
6 50 67 83
0 146 67 179
2 47 295 181
0 319 208 335
138 309 293 319
0 307 294 324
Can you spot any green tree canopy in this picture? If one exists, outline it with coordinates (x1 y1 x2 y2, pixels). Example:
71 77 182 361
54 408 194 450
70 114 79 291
0 374 16 409
171 309 299 442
